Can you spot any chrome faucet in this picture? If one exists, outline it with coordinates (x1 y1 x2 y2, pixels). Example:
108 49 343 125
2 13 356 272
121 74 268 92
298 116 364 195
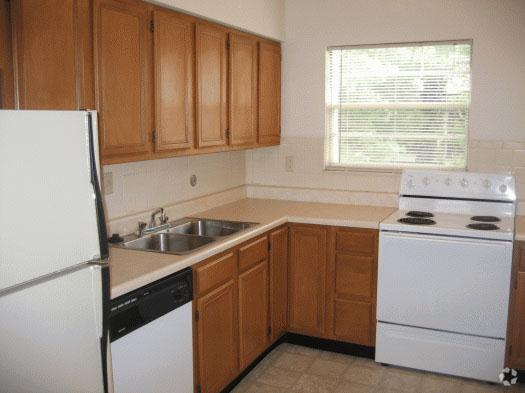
149 207 169 228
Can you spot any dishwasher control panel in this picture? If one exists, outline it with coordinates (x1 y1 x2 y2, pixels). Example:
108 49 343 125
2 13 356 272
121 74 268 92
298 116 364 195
109 267 193 341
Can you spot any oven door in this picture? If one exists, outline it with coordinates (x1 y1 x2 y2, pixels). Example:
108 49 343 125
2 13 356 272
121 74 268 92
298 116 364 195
377 231 513 338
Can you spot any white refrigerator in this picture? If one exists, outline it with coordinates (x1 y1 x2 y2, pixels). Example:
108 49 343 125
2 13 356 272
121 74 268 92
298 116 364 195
0 110 110 393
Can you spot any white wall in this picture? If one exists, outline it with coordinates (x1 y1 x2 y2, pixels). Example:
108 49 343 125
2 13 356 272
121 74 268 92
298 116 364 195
246 0 525 210
151 0 285 40
103 151 246 232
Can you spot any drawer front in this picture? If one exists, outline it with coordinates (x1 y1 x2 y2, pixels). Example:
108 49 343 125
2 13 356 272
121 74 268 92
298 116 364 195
239 236 268 272
195 252 236 296
336 229 376 255
335 254 375 300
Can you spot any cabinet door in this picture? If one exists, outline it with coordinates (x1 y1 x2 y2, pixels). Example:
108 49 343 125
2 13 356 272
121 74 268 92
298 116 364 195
0 0 14 108
258 41 281 145
270 226 288 342
93 0 152 158
195 23 227 148
196 280 238 393
238 260 269 369
153 10 194 152
229 33 258 146
509 272 525 369
289 225 327 336
10 0 93 109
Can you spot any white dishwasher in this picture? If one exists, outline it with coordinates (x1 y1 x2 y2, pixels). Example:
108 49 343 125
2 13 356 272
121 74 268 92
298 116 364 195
109 268 193 393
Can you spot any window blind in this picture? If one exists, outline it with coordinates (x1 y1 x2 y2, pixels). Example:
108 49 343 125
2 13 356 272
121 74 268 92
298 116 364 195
325 41 472 170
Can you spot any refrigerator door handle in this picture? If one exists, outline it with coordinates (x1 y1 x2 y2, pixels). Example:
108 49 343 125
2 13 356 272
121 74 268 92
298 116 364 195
86 111 109 260
99 264 111 393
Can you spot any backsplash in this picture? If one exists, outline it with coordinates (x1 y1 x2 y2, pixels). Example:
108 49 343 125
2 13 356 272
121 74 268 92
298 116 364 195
246 137 525 213
103 151 246 234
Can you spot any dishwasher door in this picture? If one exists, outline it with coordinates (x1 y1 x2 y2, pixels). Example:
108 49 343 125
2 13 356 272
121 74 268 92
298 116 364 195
111 301 193 393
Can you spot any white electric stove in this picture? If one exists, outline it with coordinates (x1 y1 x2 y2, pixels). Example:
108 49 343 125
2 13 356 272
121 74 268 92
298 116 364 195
376 170 516 383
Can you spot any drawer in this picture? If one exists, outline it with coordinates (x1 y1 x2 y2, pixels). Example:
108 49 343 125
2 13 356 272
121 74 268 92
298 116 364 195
336 229 376 255
239 236 268 272
195 252 236 296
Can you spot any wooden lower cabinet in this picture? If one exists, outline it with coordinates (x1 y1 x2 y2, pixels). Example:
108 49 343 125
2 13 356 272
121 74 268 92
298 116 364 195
507 242 525 369
238 260 269 369
269 226 288 342
194 235 272 393
288 225 327 337
194 224 379 392
196 280 238 393
329 227 378 346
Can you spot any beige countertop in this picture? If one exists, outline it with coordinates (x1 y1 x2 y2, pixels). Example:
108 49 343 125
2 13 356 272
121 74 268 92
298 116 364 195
516 216 525 242
109 198 395 299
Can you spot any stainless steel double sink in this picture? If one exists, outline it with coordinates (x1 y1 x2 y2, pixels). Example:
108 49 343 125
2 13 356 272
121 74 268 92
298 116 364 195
116 218 258 255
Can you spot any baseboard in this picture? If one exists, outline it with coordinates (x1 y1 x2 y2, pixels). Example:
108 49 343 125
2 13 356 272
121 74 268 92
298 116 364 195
220 334 374 392
221 335 287 393
284 333 375 359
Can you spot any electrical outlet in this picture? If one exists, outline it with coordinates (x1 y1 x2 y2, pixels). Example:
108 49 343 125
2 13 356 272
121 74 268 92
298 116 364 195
285 156 294 172
103 171 113 195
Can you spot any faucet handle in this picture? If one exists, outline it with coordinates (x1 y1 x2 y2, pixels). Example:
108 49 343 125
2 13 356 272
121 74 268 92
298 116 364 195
160 209 169 224
137 221 147 236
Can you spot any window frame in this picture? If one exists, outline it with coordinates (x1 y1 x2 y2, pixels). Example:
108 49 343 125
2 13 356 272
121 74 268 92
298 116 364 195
324 39 473 173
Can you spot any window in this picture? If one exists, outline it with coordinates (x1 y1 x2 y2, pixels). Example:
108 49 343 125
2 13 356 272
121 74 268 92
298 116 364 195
325 41 472 171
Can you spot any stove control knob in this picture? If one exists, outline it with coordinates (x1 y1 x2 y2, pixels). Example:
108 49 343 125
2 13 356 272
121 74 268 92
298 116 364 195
422 177 430 186
444 177 452 186
499 184 508 193
482 179 492 189
460 178 469 188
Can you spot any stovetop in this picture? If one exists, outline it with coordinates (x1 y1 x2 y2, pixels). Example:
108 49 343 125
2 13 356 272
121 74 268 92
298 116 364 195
381 210 515 241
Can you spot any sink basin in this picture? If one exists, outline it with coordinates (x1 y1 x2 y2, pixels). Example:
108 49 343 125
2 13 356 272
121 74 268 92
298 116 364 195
122 233 215 254
166 218 256 237
114 218 258 256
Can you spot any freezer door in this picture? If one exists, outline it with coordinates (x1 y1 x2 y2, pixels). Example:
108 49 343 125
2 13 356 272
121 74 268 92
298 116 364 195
0 264 107 393
0 110 103 290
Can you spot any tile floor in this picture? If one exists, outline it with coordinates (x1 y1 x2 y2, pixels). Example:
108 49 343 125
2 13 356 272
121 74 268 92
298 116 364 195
231 343 525 393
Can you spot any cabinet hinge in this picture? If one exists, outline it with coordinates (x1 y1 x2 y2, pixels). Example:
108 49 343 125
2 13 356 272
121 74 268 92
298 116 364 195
152 130 156 144
226 38 230 49
195 310 200 321
268 242 271 252
150 20 154 32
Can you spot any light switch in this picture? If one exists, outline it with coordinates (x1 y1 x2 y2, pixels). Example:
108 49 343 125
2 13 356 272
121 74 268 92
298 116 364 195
103 171 113 195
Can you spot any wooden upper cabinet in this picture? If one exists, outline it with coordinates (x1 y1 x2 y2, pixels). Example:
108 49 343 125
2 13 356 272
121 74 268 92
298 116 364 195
288 225 327 337
195 23 227 148
153 10 194 152
10 0 93 109
269 226 288 342
0 0 14 108
258 41 281 145
238 260 269 370
93 0 152 159
229 33 258 146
